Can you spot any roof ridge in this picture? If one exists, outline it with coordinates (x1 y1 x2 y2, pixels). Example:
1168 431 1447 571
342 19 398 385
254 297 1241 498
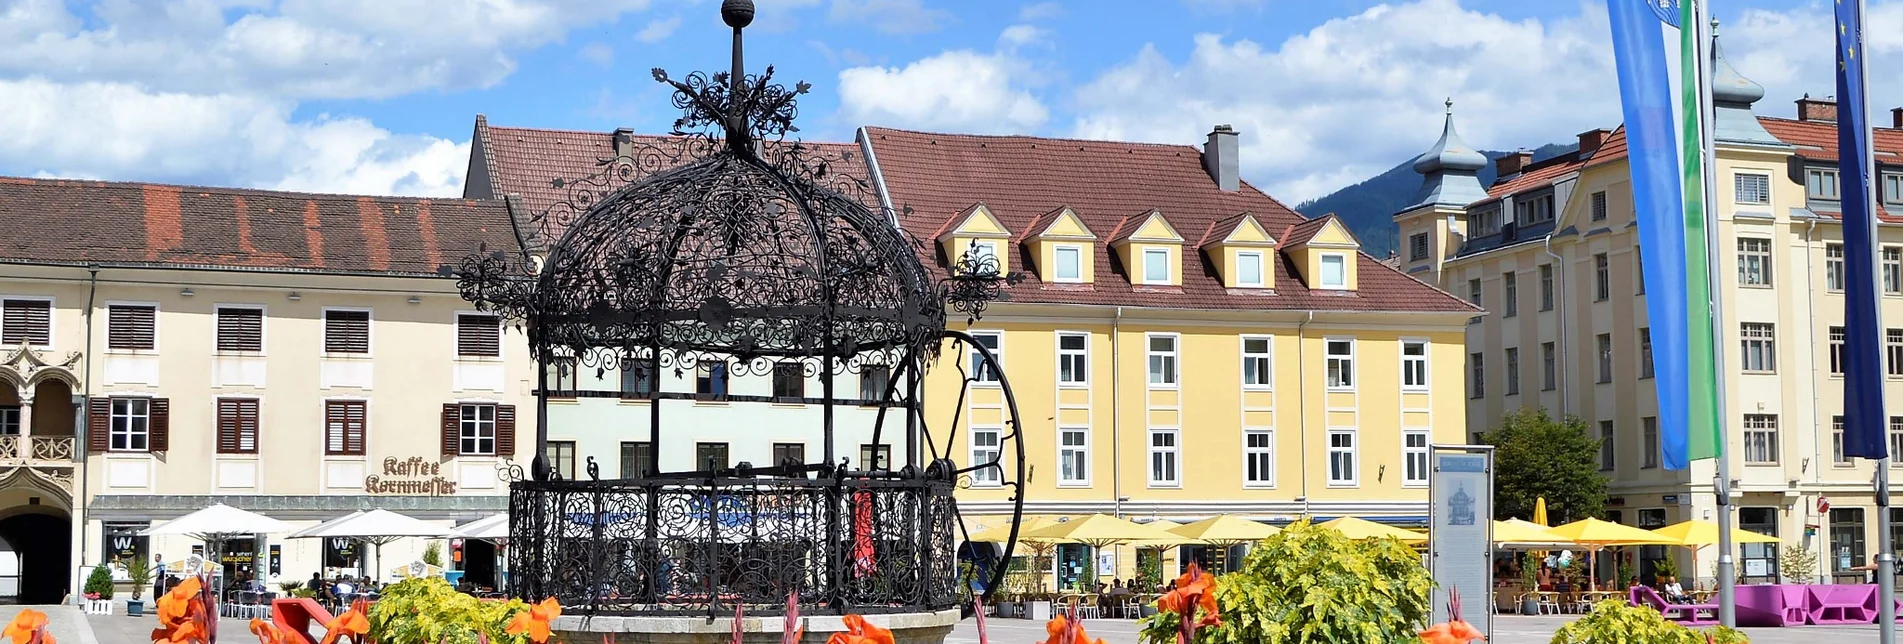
864 125 1200 153
0 175 492 205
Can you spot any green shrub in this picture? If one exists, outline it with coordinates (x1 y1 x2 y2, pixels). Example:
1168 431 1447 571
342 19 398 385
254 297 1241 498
1138 521 1433 644
83 563 114 600
1551 600 1749 644
366 577 533 644
422 541 443 568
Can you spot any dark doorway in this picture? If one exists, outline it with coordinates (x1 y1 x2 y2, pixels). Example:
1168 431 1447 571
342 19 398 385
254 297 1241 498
0 513 70 604
463 540 496 590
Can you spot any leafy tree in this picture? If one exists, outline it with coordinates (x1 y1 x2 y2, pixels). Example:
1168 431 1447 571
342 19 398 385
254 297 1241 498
84 563 114 599
1484 408 1607 522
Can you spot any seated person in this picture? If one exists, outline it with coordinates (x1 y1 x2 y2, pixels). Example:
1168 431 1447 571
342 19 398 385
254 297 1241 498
1661 576 1689 603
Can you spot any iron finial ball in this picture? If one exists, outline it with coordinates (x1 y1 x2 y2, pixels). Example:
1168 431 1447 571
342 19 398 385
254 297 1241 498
722 0 755 28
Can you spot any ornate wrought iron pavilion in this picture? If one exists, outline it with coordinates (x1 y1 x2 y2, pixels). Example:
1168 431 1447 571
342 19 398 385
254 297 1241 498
455 0 1026 617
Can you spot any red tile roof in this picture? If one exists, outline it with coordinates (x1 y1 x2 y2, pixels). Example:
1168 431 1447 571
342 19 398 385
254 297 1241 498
0 177 515 275
1278 214 1341 249
1019 205 1094 241
1759 116 1903 163
864 127 1475 313
1194 212 1258 249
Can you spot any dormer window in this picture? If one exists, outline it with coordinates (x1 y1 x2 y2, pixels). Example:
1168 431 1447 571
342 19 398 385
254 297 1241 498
1236 251 1265 287
970 240 999 265
1513 192 1555 225
1885 174 1902 204
1807 168 1841 200
1469 206 1503 237
1142 248 1170 284
1053 245 1083 282
1319 254 1347 289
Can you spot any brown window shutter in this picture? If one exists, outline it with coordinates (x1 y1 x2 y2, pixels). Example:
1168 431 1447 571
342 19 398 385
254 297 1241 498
216 399 237 454
216 307 264 352
216 398 259 454
87 398 110 452
441 403 461 458
2 299 51 346
457 314 501 357
324 310 371 354
326 401 367 456
149 398 171 453
107 305 156 350
496 405 517 457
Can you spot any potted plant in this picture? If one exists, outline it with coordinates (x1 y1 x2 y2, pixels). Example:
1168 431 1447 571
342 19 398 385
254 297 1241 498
125 556 154 616
1519 553 1540 615
1617 561 1636 590
1653 554 1678 587
83 563 114 614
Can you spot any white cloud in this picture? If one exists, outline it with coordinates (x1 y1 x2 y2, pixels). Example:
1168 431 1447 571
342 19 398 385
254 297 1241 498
828 0 952 34
1019 2 1063 21
998 24 1050 51
636 15 682 43
578 42 615 66
837 50 1048 133
0 78 468 197
1720 2 1903 114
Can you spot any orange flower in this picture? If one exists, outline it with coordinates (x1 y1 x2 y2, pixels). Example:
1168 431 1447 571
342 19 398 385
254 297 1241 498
505 597 563 644
151 577 209 644
823 614 894 644
249 619 296 644
152 620 204 644
4 608 51 644
1157 562 1221 630
320 599 370 644
1039 612 1106 644
1417 620 1485 644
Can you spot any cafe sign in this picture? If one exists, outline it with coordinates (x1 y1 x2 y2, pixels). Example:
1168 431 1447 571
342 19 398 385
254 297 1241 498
365 457 458 496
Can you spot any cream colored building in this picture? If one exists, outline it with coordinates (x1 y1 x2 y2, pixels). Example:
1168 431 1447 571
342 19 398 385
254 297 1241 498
1395 42 1903 583
0 179 535 603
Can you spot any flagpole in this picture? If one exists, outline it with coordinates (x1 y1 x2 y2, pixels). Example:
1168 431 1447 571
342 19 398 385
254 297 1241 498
1685 1 1736 626
1859 0 1897 637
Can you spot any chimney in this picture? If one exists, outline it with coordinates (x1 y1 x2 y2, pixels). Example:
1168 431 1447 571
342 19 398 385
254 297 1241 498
1577 128 1611 156
1203 124 1240 192
613 127 637 158
1495 149 1534 177
1796 94 1837 123
1892 107 1903 129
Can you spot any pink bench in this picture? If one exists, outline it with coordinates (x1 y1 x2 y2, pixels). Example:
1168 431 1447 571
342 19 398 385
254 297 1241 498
1629 585 1718 625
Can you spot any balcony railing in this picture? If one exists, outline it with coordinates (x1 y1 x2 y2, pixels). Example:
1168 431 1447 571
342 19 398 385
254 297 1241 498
0 436 76 462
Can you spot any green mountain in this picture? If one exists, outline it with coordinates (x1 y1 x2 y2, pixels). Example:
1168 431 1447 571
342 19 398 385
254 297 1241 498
1297 144 1573 257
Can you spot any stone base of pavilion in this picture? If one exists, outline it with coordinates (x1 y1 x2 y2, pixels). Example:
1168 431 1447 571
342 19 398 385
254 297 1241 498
552 609 962 644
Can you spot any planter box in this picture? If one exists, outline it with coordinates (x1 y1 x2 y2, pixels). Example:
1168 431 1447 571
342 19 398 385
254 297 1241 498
83 599 113 615
126 600 147 617
1027 601 1051 622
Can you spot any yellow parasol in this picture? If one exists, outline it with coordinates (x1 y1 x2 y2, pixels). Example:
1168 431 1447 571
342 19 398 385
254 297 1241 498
1493 519 1574 548
1533 498 1548 527
1023 514 1193 546
1649 519 1781 585
1317 516 1428 543
1168 515 1281 545
1547 518 1676 590
967 516 1067 544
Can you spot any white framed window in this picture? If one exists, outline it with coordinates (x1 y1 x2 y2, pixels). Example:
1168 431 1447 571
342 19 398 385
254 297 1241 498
1142 248 1171 284
1890 417 1903 464
1052 245 1083 282
1241 336 1273 389
1325 339 1355 390
1243 429 1274 487
1831 326 1846 375
1826 243 1845 292
1734 172 1771 205
110 397 151 452
1401 340 1428 390
1403 430 1429 486
1057 332 1089 386
1889 329 1903 376
1319 253 1348 289
968 332 1002 384
1740 323 1776 373
1833 416 1851 465
1236 251 1265 287
1146 334 1178 387
1327 430 1357 486
1743 414 1778 464
969 240 999 264
970 428 1002 486
1148 429 1179 486
1059 428 1089 486
1886 248 1902 294
459 403 497 455
1737 238 1773 286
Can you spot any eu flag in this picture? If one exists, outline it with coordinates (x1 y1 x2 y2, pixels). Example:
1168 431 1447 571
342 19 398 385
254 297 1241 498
1837 0 1887 459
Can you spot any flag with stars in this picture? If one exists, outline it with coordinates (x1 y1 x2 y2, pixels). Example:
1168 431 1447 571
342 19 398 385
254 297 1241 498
1836 0 1888 459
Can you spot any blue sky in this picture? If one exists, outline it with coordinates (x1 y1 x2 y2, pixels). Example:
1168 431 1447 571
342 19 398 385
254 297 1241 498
0 0 1893 204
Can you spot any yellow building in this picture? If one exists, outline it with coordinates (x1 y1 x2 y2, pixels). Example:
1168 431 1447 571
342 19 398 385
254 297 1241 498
466 118 1477 585
1394 39 1903 584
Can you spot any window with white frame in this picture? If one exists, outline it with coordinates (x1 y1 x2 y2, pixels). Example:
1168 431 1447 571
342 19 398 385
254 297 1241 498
1598 420 1616 471
1504 347 1520 396
1886 248 1902 294
1057 333 1089 385
1402 340 1428 390
1642 416 1659 469
459 403 497 455
969 332 1002 383
110 397 150 451
1147 335 1178 387
1833 416 1850 465
1149 429 1179 486
1734 172 1771 205
1469 352 1485 399
1244 429 1273 486
1403 430 1429 485
1236 251 1264 287
969 240 998 265
1831 326 1847 375
1325 339 1354 389
970 428 1001 485
1737 238 1773 286
1327 430 1357 485
1743 414 1778 464
1059 428 1088 485
1740 323 1776 372
1827 243 1845 291
1242 337 1272 388
1319 253 1347 289
1891 417 1903 463
1142 248 1170 284
1889 329 1903 376
1053 245 1082 282
1807 168 1841 200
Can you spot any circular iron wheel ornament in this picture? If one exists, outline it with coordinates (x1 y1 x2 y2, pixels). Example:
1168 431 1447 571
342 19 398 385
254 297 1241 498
453 0 1029 616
